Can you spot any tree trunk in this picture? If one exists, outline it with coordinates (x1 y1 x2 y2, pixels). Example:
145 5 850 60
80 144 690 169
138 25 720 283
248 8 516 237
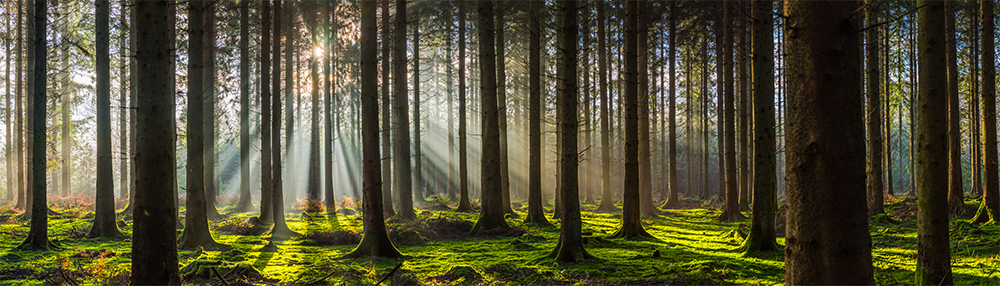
715 6 724 201
180 0 222 250
380 0 394 216
496 1 513 214
14 0 24 211
737 8 749 212
130 1 180 282
5 0 12 203
782 1 874 284
865 0 885 216
283 1 295 206
324 2 337 212
237 0 252 211
19 0 49 251
946 0 963 217
550 0 591 262
270 0 296 238
457 0 472 212
969 0 981 209
663 3 679 209
259 0 274 224
23 0 34 221
347 0 402 257
471 0 509 232
612 0 652 239
60 34 70 197
741 0 777 253
88 0 124 239
717 0 743 222
637 4 655 217
203 1 221 219
307 3 321 206
914 1 954 283
413 10 425 205
392 0 415 219
595 1 615 212
524 0 549 225
446 4 456 202
972 0 999 224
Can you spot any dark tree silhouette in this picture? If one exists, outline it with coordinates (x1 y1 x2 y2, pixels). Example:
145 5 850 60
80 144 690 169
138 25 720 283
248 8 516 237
972 0 999 224
88 0 124 239
717 0 744 222
258 0 274 224
471 0 510 233
524 0 550 225
393 0 415 219
236 0 253 212
19 0 50 251
381 0 395 217
457 0 472 212
865 0 885 217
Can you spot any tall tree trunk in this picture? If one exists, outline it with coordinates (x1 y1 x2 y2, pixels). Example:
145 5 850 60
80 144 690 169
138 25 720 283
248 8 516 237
782 1 874 284
180 0 222 250
457 0 472 212
270 0 295 238
14 0 23 211
717 0 743 222
496 1 513 213
118 0 128 206
283 1 295 205
741 0 777 253
612 0 652 239
446 3 456 202
915 1 954 283
23 0 33 220
259 0 274 224
595 0 615 211
413 10 424 204
392 0 415 219
524 0 549 224
471 0 509 232
60 33 70 197
946 0 964 217
866 0 885 216
307 2 321 207
737 7 749 212
237 0 252 212
19 0 48 251
637 4 655 217
715 6 724 201
88 0 124 239
973 0 999 224
203 1 220 219
347 0 402 257
324 2 337 212
380 0 394 216
663 3 679 209
969 0 981 207
130 1 180 283
4 1 12 203
550 0 591 262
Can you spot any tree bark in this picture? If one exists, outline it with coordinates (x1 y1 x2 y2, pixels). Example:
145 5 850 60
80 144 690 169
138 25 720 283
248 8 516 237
457 0 472 212
637 4 655 217
307 1 322 207
717 0 743 222
392 0 415 219
3 2 10 203
595 1 616 212
915 1 954 284
782 1 874 284
972 0 999 224
413 9 424 204
865 0 885 216
380 0 394 216
14 0 24 211
524 0 549 225
19 0 49 251
237 0 252 212
324 2 337 212
130 0 180 283
203 0 221 219
612 0 652 239
471 0 509 232
180 0 222 250
741 0 777 253
270 0 296 238
496 1 512 214
946 0 963 217
259 0 274 224
663 3 679 209
347 0 402 257
88 0 124 239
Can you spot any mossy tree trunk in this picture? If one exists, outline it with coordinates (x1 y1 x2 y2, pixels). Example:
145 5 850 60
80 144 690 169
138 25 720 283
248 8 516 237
612 0 652 240
88 0 124 239
782 1 874 284
130 0 180 282
865 0 885 217
347 0 402 258
741 0 777 253
524 0 549 225
972 0 999 224
550 0 592 263
914 1 954 284
471 0 510 233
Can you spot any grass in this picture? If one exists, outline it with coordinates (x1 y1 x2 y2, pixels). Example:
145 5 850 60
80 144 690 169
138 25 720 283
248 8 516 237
0 196 997 285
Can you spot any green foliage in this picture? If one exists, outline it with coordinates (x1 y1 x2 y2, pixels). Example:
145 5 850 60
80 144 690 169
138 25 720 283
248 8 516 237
0 201 997 284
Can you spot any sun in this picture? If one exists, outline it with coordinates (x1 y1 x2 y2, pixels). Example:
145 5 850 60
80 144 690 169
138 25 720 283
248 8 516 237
313 46 324 59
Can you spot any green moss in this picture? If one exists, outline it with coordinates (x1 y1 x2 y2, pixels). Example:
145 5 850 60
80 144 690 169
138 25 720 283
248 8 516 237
0 201 998 284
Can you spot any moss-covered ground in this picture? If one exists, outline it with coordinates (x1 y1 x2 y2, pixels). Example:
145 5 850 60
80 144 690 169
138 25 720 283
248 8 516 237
0 196 998 285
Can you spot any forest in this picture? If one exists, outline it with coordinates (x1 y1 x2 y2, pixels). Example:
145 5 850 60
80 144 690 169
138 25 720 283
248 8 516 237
0 0 998 284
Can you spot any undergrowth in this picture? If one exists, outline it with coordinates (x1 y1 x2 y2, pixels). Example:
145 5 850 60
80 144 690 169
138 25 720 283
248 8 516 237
0 197 996 285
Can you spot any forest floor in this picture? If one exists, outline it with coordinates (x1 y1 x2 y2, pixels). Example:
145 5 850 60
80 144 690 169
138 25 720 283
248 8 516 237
0 195 998 285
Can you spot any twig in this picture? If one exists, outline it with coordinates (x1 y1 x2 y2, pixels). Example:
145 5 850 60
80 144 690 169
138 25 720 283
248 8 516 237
211 267 230 286
58 268 80 286
375 263 404 286
305 269 339 285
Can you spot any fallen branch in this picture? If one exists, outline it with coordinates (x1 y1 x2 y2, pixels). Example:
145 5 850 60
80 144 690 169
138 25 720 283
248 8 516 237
211 267 230 286
58 268 80 286
304 269 339 285
375 263 404 286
